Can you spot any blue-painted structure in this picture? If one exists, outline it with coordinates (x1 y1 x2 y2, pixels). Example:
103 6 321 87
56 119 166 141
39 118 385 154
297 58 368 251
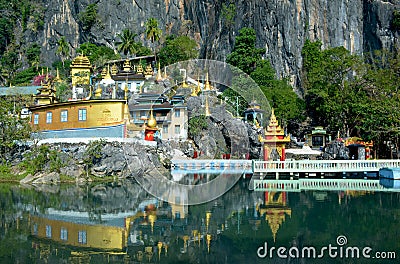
31 124 126 139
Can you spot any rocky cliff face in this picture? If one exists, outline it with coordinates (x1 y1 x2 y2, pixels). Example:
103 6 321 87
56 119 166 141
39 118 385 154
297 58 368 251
38 0 400 91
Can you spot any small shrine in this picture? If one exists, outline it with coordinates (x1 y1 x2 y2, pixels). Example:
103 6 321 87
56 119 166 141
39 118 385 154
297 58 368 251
344 137 373 160
243 101 265 127
260 109 290 161
34 77 57 105
144 109 159 141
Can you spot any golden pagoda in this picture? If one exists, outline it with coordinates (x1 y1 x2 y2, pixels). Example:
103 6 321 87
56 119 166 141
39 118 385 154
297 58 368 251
144 64 153 78
101 67 107 78
204 72 212 91
136 62 144 75
111 63 119 75
123 59 132 72
34 79 57 105
205 96 211 116
260 109 290 161
70 54 91 87
53 68 62 83
156 62 162 82
144 108 159 141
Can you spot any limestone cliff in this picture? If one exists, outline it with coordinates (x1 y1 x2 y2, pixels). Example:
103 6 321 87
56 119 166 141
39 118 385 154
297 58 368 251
37 0 400 91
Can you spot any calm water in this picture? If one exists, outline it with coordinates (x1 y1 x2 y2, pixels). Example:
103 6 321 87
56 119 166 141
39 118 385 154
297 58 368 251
0 176 399 263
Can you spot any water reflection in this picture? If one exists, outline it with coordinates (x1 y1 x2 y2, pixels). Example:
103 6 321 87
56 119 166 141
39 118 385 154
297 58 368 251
1 179 400 263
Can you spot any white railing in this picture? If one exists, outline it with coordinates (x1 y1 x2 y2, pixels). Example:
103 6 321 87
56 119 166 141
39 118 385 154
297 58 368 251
253 159 400 173
253 179 395 192
172 159 252 170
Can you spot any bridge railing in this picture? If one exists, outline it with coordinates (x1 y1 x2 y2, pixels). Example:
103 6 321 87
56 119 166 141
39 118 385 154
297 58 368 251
253 159 400 173
253 179 395 192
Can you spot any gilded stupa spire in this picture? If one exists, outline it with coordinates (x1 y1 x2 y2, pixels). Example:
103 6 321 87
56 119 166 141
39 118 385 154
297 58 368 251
156 61 162 81
205 96 211 116
204 72 211 91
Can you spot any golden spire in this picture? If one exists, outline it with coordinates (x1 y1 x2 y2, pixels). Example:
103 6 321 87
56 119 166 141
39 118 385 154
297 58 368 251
182 69 188 87
163 67 168 79
204 72 211 91
103 65 112 80
147 108 157 128
205 96 211 116
54 68 61 82
156 62 162 81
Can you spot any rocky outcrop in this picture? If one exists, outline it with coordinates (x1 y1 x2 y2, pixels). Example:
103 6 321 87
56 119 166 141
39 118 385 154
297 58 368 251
17 140 167 184
30 0 400 93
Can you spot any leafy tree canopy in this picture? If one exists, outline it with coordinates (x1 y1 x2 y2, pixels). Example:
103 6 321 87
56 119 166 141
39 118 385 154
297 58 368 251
76 42 120 67
157 35 198 67
226 27 265 75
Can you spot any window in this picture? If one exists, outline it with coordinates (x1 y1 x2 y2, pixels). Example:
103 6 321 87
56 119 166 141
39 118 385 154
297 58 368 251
78 230 87 244
78 109 87 121
33 223 38 235
175 109 180 118
312 136 324 147
174 125 181 135
45 225 52 238
60 110 68 122
60 227 68 241
46 112 52 124
33 114 39 125
163 125 168 134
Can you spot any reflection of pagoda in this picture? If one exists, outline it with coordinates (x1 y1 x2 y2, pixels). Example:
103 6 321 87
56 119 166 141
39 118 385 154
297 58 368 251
259 109 291 161
258 192 291 242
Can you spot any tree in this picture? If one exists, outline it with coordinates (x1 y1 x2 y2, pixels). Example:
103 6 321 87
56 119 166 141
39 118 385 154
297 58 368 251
26 43 41 69
0 96 31 160
56 36 70 67
252 60 305 125
145 17 162 59
301 40 367 137
77 42 120 67
157 35 198 67
226 27 265 75
78 3 99 32
117 29 139 56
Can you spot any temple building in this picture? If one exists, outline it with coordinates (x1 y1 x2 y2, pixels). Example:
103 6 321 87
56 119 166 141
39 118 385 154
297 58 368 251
259 109 291 161
70 54 92 99
29 55 131 139
129 93 188 140
306 126 330 150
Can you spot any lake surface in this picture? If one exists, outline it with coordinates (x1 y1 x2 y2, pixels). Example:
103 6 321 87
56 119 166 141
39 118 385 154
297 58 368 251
0 176 399 263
